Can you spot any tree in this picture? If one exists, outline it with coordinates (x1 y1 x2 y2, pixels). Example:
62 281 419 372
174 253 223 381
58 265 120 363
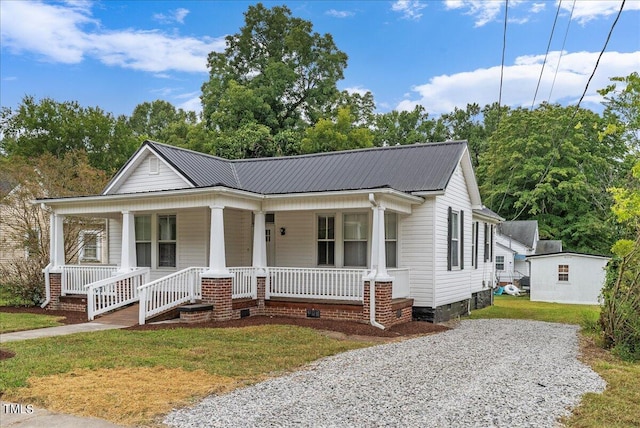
479 103 629 253
300 107 373 154
201 3 348 135
0 96 137 173
373 105 447 147
0 151 108 304
600 159 640 361
598 72 640 153
128 100 198 143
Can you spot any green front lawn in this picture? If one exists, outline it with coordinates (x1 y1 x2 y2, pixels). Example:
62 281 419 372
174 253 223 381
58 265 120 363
0 312 65 334
470 294 640 428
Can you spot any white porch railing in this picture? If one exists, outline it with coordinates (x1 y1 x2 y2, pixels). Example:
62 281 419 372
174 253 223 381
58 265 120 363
61 265 118 295
138 267 205 325
229 267 258 299
266 267 367 301
86 268 150 320
388 268 410 299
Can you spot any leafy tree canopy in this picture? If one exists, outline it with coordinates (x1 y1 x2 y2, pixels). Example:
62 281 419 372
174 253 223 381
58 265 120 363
201 3 348 135
373 105 448 147
301 107 373 154
128 100 197 143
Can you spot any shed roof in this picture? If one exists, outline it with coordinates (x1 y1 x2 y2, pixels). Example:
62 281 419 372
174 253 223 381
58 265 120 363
526 251 610 260
535 240 563 255
497 220 538 248
139 140 468 195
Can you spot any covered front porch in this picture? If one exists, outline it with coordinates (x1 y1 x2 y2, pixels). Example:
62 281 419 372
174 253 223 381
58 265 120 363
41 187 419 328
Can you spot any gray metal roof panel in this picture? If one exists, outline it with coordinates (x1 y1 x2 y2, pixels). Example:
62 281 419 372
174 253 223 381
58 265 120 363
146 140 467 195
498 220 538 248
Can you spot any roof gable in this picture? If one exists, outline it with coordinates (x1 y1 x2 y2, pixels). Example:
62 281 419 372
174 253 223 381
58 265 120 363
497 220 539 249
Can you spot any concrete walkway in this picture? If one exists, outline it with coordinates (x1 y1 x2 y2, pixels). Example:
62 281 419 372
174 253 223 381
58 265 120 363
0 305 139 343
1 401 123 427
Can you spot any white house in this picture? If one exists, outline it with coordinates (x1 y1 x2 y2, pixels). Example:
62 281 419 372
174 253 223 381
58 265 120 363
37 140 501 326
528 252 610 305
494 220 539 285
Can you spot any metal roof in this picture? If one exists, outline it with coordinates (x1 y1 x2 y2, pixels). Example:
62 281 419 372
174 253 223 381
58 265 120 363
535 240 563 255
147 140 467 195
497 220 538 249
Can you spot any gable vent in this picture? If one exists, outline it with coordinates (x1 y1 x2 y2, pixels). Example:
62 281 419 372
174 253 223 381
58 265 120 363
149 157 159 174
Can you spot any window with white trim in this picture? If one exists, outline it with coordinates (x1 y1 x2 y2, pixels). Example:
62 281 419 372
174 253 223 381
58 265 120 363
343 213 368 267
158 215 177 267
317 215 335 266
495 255 505 271
385 213 397 268
450 210 460 268
80 230 100 262
135 215 152 267
558 264 569 281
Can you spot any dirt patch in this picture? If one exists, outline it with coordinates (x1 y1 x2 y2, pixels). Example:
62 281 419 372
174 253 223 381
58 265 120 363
0 306 87 324
0 349 16 360
4 367 242 426
127 315 450 339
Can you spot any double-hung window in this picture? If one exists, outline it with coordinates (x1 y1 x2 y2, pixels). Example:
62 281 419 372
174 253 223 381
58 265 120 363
317 215 335 265
558 264 569 281
158 215 177 267
385 213 397 268
80 230 100 262
495 255 505 271
135 216 152 267
343 213 368 267
450 210 460 268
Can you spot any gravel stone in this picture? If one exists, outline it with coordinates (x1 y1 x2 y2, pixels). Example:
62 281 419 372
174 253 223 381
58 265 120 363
164 319 605 428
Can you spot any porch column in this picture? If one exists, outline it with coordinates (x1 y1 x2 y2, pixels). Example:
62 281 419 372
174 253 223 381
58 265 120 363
204 205 230 276
369 206 379 277
252 211 267 275
119 211 137 272
53 214 65 269
374 205 391 281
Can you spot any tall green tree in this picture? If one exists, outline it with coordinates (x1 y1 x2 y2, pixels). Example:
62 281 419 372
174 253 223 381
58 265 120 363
0 96 137 173
128 100 197 143
479 103 628 253
598 72 640 152
373 105 447 147
301 107 373 153
201 3 348 136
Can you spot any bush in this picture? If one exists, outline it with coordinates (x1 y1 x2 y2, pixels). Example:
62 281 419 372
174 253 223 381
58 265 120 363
0 258 45 306
599 242 640 362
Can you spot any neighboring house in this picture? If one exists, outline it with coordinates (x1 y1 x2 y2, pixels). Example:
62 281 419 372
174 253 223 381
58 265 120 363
494 220 539 285
37 140 502 326
527 252 610 305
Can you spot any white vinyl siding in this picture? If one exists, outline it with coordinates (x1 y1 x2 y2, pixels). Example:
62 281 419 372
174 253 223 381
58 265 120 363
434 163 473 307
224 209 251 267
108 218 122 265
114 153 191 194
399 199 435 308
275 211 316 267
469 219 496 294
178 208 209 269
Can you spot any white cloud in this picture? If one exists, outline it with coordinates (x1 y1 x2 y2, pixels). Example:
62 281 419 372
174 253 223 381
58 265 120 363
153 8 190 24
396 51 640 114
175 92 202 113
530 3 546 14
0 1 224 72
391 1 427 20
562 0 640 24
444 0 510 27
326 9 354 18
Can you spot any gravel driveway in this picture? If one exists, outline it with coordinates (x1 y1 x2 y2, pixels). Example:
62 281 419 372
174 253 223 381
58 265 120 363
165 319 605 428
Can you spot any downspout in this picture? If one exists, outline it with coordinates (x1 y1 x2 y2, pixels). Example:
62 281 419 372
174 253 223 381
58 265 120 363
368 193 385 330
40 263 52 308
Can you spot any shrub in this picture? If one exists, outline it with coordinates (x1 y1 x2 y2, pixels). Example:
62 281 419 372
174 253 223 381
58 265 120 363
0 258 45 306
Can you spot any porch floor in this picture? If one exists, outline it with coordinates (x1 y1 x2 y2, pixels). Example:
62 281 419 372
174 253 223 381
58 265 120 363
95 304 139 326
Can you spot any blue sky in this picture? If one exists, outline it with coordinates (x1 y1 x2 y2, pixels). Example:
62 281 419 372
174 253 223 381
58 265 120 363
1 1 639 118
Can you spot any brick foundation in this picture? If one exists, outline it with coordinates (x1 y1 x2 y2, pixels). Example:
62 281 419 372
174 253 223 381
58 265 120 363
201 276 233 321
44 272 63 311
179 304 213 323
264 300 364 322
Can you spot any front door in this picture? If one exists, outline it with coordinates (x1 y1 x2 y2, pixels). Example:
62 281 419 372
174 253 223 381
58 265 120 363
266 224 276 266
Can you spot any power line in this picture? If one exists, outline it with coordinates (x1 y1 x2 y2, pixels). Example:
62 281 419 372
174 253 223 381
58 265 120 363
511 0 627 221
548 0 576 103
498 0 509 110
531 0 562 109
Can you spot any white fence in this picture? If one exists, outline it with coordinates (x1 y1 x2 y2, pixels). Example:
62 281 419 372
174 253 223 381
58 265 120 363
388 268 410 299
86 268 150 320
138 267 205 325
229 267 257 299
61 265 118 295
266 267 367 301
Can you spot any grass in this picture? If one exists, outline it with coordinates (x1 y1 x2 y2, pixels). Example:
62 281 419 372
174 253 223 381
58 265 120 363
471 294 640 428
0 312 66 334
0 325 370 425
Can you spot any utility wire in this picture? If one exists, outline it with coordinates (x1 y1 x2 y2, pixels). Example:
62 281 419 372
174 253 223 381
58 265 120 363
498 0 509 110
531 0 562 109
511 0 627 221
548 0 576 103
